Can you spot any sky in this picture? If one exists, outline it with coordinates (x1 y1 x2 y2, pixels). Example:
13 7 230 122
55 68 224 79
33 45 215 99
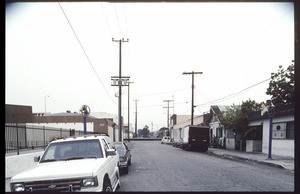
5 1 295 131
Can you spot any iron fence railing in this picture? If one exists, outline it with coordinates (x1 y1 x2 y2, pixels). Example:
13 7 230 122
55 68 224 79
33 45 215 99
5 124 95 155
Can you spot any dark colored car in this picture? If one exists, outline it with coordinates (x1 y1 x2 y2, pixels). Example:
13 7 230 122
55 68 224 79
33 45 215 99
112 142 131 174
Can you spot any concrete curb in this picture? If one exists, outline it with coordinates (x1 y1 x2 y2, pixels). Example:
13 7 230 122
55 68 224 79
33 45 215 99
206 151 286 170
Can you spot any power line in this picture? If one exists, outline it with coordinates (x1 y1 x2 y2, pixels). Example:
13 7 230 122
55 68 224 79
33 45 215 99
132 87 189 96
197 77 271 106
100 3 114 38
58 3 116 106
113 4 123 37
223 6 294 66
122 3 134 79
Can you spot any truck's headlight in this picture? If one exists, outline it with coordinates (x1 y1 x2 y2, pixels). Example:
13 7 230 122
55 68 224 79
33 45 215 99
82 177 98 187
12 183 25 192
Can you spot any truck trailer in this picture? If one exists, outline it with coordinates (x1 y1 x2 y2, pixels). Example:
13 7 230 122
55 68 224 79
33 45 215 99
181 125 210 152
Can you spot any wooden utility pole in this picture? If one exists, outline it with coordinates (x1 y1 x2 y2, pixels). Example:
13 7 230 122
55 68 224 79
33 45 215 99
163 100 174 129
112 38 129 142
183 71 203 125
127 81 134 142
134 99 139 137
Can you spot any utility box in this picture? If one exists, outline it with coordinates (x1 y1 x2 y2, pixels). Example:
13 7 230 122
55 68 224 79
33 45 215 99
246 140 262 152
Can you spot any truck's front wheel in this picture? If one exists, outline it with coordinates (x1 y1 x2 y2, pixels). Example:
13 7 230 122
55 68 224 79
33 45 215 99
103 179 112 192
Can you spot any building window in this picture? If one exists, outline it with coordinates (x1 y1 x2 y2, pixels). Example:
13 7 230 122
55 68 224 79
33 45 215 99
272 123 286 139
286 122 294 139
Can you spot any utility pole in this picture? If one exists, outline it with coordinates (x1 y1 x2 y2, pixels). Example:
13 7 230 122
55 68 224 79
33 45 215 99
127 81 134 142
134 99 139 137
112 38 129 142
183 71 203 125
163 100 173 132
44 95 50 113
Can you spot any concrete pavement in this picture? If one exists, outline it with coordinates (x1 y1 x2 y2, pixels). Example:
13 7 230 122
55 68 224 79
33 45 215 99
207 148 294 172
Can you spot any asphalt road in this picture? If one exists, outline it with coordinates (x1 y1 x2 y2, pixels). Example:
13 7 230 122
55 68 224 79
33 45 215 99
5 141 294 192
117 141 294 192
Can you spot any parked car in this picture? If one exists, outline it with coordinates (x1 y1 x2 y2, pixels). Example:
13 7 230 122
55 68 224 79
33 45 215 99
173 139 183 148
161 136 171 144
10 135 120 192
111 142 131 174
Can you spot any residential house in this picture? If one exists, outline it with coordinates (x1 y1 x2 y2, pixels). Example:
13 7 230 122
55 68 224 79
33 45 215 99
248 102 294 157
208 105 230 149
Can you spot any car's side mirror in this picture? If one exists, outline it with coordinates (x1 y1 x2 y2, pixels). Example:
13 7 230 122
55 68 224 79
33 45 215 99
107 149 116 156
34 156 40 162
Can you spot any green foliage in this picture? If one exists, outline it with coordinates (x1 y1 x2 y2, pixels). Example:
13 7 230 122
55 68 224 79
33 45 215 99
266 63 294 105
217 99 260 139
141 125 150 137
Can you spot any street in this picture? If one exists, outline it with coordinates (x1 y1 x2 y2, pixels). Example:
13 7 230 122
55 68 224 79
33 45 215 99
117 141 294 192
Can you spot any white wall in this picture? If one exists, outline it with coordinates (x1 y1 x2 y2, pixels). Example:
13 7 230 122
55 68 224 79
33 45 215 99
209 121 221 137
6 151 44 179
226 139 235 150
172 115 203 130
28 122 94 132
267 139 294 157
261 115 294 157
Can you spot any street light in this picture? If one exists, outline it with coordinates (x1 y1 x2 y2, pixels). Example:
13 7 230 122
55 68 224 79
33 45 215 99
80 105 90 135
44 95 50 113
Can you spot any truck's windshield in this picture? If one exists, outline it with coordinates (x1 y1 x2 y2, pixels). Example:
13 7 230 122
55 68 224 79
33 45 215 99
40 139 103 163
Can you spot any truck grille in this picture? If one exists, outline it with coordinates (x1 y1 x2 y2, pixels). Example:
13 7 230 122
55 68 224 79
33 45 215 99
24 178 81 192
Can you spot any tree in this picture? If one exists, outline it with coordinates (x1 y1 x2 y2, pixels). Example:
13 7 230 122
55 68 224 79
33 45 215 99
266 62 294 105
140 125 150 138
217 99 261 139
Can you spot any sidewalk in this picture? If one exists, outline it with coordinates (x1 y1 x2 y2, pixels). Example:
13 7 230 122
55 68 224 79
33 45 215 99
207 148 294 172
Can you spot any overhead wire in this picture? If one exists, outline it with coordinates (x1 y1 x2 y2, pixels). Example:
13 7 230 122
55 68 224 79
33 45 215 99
132 87 189 96
222 5 294 67
58 2 117 106
197 77 272 107
122 3 134 78
113 4 123 37
100 3 114 39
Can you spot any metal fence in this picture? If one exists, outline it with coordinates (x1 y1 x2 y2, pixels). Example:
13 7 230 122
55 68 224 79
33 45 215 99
5 124 95 155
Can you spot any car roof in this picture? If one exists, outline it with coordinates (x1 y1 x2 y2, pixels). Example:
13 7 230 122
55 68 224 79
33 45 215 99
51 134 108 143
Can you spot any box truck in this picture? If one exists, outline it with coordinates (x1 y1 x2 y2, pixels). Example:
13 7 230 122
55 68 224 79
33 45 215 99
181 125 210 152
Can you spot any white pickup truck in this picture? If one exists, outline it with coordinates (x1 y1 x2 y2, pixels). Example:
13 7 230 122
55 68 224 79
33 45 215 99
10 135 121 192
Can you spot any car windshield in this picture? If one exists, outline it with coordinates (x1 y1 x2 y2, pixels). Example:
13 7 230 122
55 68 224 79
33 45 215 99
113 143 125 151
40 139 103 162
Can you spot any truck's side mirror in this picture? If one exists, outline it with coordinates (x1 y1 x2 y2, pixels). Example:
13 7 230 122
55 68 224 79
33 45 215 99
107 149 116 156
34 156 40 162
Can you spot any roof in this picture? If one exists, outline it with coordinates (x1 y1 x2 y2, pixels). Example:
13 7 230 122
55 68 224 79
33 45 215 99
248 102 294 121
210 105 228 114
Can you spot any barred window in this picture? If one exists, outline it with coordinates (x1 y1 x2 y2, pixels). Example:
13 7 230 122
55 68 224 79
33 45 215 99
286 122 294 139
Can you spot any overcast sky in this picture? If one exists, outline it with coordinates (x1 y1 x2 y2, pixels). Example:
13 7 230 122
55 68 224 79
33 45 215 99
5 2 294 131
